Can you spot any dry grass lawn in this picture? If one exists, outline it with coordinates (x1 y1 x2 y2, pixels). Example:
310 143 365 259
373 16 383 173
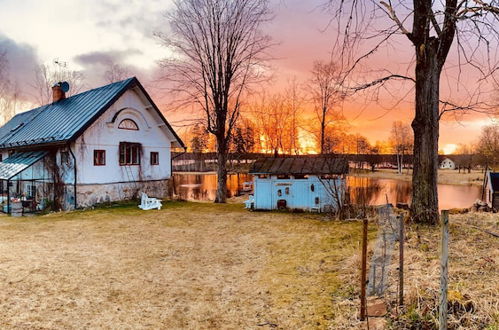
352 168 485 186
0 202 371 329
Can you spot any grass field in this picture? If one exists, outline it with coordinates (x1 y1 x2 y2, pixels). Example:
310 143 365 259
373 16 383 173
0 202 496 329
351 168 485 186
0 202 371 329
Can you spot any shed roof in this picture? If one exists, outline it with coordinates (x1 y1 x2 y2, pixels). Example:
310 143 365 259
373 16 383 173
0 77 185 150
249 156 349 175
0 151 49 180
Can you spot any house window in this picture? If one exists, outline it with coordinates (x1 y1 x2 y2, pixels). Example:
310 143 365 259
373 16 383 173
277 189 282 197
310 184 315 192
119 142 141 165
285 187 290 195
118 119 139 130
94 150 106 166
150 152 159 165
315 197 320 205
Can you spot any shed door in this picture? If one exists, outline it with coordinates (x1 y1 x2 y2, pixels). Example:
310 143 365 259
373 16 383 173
255 180 272 209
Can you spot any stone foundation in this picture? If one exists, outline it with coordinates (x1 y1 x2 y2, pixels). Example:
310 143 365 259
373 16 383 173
75 179 170 208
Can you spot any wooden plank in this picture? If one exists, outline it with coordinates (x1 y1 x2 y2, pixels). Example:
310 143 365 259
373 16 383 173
360 218 368 321
439 210 449 330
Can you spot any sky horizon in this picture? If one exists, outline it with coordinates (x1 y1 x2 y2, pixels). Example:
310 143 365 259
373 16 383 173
0 0 497 154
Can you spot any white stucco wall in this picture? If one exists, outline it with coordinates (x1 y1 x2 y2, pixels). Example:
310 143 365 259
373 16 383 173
72 88 174 185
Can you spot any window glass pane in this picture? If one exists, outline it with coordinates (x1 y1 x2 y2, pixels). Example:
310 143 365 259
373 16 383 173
118 119 139 130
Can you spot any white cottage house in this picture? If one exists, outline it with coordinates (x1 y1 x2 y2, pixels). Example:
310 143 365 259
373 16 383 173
439 157 456 170
0 77 184 214
245 156 349 212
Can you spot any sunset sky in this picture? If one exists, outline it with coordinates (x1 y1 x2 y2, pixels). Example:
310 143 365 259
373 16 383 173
0 0 497 152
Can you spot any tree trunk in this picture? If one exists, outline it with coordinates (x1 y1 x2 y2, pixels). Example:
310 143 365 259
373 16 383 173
410 40 441 225
215 135 228 203
320 107 326 154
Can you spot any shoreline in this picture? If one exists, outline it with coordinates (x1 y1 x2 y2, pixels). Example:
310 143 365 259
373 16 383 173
174 169 486 187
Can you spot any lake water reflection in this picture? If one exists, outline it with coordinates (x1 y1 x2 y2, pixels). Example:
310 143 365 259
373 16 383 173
173 173 481 209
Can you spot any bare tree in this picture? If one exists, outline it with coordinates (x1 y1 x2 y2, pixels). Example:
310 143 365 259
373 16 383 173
159 0 272 203
104 63 131 84
328 1 499 224
32 60 85 106
309 60 345 154
284 78 303 155
476 124 499 169
0 51 22 124
390 121 413 174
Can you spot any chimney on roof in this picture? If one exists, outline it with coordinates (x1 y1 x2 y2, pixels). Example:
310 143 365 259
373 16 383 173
52 81 69 103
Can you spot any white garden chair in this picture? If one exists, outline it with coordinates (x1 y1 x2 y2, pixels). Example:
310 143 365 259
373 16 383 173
138 193 162 210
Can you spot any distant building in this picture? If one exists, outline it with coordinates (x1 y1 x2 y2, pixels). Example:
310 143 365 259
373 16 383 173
440 157 456 170
0 77 184 214
483 170 499 209
245 156 349 212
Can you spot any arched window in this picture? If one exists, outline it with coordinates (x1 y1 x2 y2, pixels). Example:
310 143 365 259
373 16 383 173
118 119 139 130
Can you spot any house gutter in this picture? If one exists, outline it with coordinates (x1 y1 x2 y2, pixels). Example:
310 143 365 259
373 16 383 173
68 144 78 209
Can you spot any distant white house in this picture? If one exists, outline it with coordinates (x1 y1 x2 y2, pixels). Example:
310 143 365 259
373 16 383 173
0 77 184 214
245 156 349 212
440 157 456 170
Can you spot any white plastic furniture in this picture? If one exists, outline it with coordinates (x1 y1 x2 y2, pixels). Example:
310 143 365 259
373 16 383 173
138 193 162 210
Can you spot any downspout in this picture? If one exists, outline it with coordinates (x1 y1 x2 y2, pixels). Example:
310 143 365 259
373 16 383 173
68 144 77 210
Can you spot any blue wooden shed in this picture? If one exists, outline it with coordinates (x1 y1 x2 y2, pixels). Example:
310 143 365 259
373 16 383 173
245 156 349 212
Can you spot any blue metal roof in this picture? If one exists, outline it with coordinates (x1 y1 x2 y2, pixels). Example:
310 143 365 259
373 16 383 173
0 150 49 180
0 77 185 149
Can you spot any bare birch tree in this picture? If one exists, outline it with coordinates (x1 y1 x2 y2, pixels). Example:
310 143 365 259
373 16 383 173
328 0 499 224
309 60 345 154
32 60 85 106
159 0 272 203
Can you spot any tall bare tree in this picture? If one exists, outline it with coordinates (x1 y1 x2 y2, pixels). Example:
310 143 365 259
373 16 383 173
104 63 131 84
309 60 345 154
328 1 499 224
476 124 499 169
390 121 413 174
160 0 272 203
0 50 22 124
32 60 85 106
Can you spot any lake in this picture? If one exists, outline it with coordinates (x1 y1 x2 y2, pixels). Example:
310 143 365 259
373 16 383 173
172 173 482 209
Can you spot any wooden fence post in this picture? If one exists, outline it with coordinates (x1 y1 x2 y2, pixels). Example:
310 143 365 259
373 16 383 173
398 214 404 308
439 210 449 330
360 218 368 321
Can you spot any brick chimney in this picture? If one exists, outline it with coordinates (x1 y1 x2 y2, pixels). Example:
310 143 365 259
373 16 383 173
52 82 67 103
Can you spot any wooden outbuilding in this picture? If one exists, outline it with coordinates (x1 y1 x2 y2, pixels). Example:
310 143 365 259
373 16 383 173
245 156 349 212
483 170 499 210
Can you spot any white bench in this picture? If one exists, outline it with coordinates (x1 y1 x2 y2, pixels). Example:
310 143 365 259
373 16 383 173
138 193 162 210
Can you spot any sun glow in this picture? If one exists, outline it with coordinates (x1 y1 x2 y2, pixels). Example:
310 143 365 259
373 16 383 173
442 143 458 155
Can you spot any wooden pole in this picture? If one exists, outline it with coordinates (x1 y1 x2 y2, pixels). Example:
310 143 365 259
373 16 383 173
439 210 449 330
360 218 368 321
398 215 404 307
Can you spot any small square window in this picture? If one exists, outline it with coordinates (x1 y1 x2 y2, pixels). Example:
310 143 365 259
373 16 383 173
150 152 159 165
94 150 106 166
